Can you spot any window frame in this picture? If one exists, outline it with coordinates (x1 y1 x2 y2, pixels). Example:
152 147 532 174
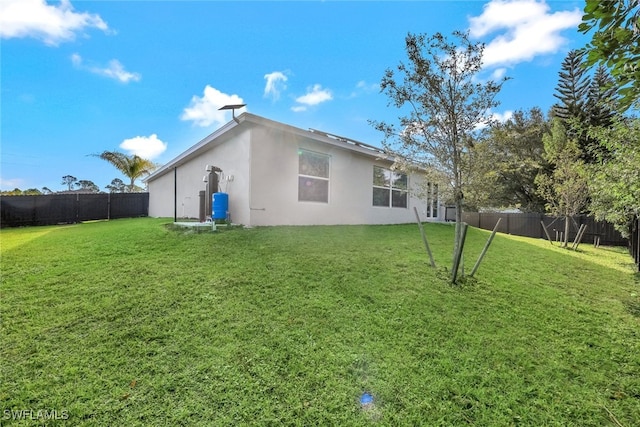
372 165 408 208
298 149 330 203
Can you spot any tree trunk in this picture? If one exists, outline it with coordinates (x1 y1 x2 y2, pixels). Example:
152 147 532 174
454 198 463 251
452 195 464 282
563 214 570 248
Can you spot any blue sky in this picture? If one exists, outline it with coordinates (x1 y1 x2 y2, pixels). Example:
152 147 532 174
1 0 588 192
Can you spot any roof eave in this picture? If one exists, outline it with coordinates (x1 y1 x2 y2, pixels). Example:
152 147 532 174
144 117 243 183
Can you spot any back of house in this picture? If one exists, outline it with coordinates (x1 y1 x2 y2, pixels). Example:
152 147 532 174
145 113 443 226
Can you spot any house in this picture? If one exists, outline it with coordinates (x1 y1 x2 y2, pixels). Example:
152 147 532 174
145 113 443 226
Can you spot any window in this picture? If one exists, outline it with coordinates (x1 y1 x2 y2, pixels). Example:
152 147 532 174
298 150 330 203
372 166 408 208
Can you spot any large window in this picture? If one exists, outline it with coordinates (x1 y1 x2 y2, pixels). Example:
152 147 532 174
373 166 408 208
298 149 330 203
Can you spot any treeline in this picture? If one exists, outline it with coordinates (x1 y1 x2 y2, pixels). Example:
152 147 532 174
465 45 639 245
374 2 638 254
1 177 139 196
3 151 157 196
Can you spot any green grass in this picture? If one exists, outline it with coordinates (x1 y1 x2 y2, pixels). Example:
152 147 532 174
1 218 639 426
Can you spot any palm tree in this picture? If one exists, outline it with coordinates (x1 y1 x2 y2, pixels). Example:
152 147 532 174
93 151 156 192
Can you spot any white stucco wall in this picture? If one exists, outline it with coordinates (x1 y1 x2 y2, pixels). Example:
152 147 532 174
148 127 251 222
148 171 176 218
247 126 435 226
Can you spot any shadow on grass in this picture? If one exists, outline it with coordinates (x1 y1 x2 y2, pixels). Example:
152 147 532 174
624 299 640 318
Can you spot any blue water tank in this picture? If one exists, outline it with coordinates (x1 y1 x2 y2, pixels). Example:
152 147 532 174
212 192 229 220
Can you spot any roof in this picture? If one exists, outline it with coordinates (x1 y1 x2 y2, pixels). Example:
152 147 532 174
145 113 393 182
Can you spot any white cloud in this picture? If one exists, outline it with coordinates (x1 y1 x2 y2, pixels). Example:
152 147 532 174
292 84 332 112
264 71 288 100
181 85 245 127
71 52 82 66
0 0 109 46
492 110 514 123
99 59 141 83
468 0 581 67
71 53 141 83
474 109 514 130
0 177 25 190
296 84 333 105
348 80 379 98
491 67 507 80
119 134 167 159
356 80 379 92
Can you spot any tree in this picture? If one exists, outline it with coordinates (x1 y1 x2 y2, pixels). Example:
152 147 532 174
76 180 100 193
105 178 126 193
584 65 620 160
552 50 590 124
1 188 23 195
586 65 618 129
579 0 640 111
92 151 156 192
1 188 44 195
61 175 78 191
467 107 549 212
553 51 620 162
587 116 640 236
23 188 43 195
535 119 589 247
41 187 53 195
371 31 508 276
552 50 593 161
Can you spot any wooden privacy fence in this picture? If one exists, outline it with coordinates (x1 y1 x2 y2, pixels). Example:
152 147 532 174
462 212 627 247
0 193 149 228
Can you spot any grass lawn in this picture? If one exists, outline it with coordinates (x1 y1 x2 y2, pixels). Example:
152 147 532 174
1 218 639 426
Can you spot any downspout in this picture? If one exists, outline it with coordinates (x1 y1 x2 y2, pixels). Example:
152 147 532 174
248 126 253 227
174 166 177 222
